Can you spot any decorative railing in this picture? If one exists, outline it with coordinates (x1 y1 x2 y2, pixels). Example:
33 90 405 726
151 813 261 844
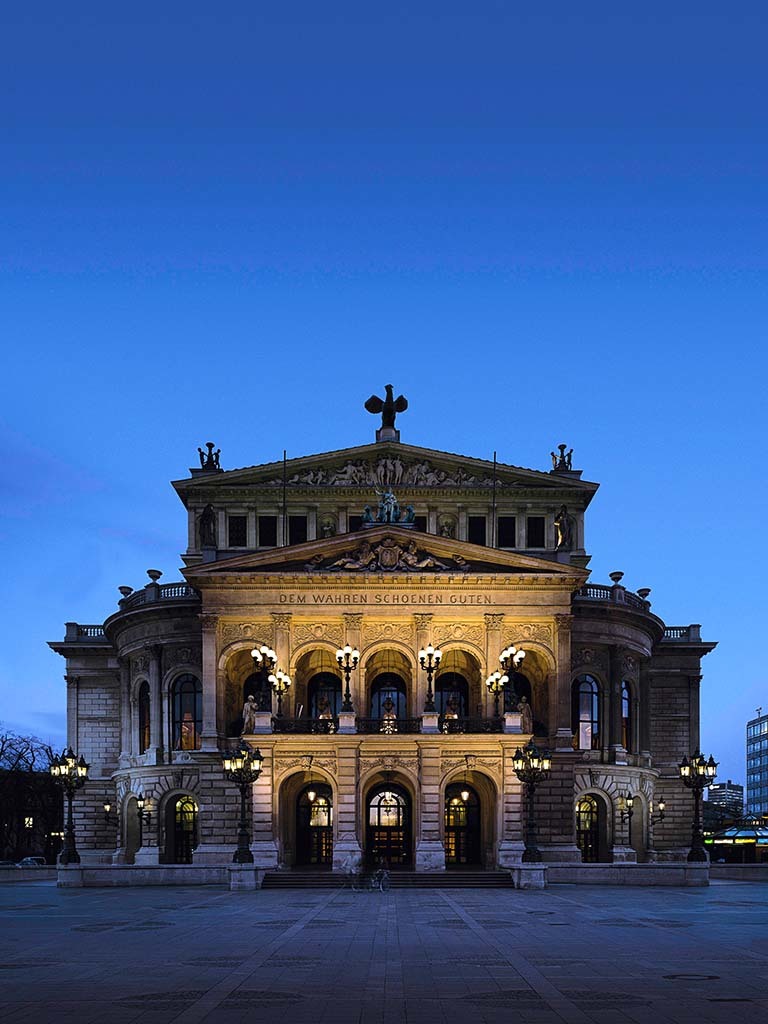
160 583 197 600
78 625 106 639
121 583 198 609
356 717 422 735
439 716 504 734
662 625 701 642
64 623 107 641
574 585 648 610
271 718 339 734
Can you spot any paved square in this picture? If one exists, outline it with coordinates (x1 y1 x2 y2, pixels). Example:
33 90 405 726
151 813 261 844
1 880 767 1023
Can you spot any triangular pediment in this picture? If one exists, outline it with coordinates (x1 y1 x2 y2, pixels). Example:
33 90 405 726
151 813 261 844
183 526 589 585
174 441 597 501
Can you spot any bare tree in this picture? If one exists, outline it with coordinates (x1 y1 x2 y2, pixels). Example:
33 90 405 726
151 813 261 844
0 725 58 862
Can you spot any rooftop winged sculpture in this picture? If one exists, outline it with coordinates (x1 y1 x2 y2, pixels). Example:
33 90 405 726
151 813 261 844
365 384 408 439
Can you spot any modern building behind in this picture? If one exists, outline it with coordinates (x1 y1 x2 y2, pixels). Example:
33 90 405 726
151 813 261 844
49 395 717 872
746 709 768 816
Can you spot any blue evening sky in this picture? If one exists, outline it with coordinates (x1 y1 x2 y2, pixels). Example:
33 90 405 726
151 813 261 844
0 2 765 786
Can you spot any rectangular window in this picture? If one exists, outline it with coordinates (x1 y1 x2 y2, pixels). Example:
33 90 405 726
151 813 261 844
258 515 278 547
526 516 545 548
289 515 307 545
24 816 33 829
497 516 516 548
227 515 247 548
468 516 486 546
414 516 427 533
348 515 363 533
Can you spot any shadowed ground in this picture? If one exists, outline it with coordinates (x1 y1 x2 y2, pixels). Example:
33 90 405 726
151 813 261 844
1 880 766 1023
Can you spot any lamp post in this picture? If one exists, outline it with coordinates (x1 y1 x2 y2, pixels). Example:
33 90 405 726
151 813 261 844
512 740 552 862
250 645 278 710
485 670 508 718
419 644 442 712
499 645 526 675
136 794 151 848
336 645 360 712
678 751 718 862
270 670 292 719
103 802 118 826
651 799 666 825
49 748 89 865
222 743 264 863
620 792 635 846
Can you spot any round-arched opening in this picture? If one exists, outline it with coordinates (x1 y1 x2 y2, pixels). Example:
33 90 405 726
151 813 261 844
162 795 199 864
365 783 413 868
292 648 342 720
171 675 202 751
444 783 481 867
364 649 413 717
435 672 469 717
296 784 334 866
572 675 602 750
307 672 343 719
576 793 610 863
222 644 273 736
436 649 482 716
137 682 151 754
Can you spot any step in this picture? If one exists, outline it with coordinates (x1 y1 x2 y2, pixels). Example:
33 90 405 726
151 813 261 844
262 870 513 889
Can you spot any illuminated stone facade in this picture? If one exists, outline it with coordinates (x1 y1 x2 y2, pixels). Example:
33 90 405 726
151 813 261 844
50 431 715 870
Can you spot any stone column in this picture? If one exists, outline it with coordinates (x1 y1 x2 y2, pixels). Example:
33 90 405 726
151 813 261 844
272 613 293 715
609 647 627 763
484 613 504 716
416 744 445 870
553 614 574 749
639 659 652 756
199 615 219 751
342 613 363 710
65 674 79 749
413 613 433 715
332 742 363 871
148 645 163 761
118 657 131 767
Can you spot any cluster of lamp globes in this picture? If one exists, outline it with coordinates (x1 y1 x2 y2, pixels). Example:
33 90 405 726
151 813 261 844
485 645 526 704
251 644 291 697
49 748 89 787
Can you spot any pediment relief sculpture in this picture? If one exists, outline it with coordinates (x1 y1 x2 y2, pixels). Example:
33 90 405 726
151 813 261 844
304 536 470 573
263 456 500 488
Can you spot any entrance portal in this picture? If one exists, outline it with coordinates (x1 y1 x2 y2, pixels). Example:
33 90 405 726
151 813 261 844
444 784 481 866
296 784 333 866
366 784 412 867
164 796 199 864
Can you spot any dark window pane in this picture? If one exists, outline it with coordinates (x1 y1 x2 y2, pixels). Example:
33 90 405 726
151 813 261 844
497 516 516 548
258 515 278 547
468 516 486 546
289 515 307 545
348 515 363 533
414 516 427 533
527 516 545 547
228 515 247 547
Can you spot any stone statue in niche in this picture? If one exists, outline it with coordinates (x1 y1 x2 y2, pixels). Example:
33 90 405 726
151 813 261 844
554 505 574 549
199 504 216 547
320 517 336 538
242 694 258 734
517 696 534 734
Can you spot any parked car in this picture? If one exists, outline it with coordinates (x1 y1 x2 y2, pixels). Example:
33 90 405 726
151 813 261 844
16 857 47 867
0 860 18 868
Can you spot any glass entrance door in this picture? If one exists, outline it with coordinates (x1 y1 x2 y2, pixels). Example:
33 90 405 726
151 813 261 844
444 784 481 866
366 785 411 867
296 784 333 866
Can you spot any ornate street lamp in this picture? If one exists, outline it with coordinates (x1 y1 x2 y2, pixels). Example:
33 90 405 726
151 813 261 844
250 645 277 710
270 670 292 719
102 801 118 826
651 798 666 825
620 792 635 845
678 751 718 862
499 645 526 674
512 740 552 862
136 794 152 847
419 644 442 712
49 748 89 865
485 670 508 718
336 644 360 712
222 743 264 863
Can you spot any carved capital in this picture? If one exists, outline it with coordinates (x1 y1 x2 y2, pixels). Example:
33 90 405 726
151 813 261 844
484 613 504 630
554 614 573 634
342 613 364 630
64 674 80 688
413 613 434 631
148 644 163 662
199 613 218 631
271 612 292 630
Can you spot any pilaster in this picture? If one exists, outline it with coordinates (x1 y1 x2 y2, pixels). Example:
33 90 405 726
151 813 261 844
609 647 627 762
415 743 445 870
342 613 363 709
413 613 433 714
148 645 163 762
553 614 573 748
484 613 503 716
118 657 131 768
332 743 363 871
200 615 219 751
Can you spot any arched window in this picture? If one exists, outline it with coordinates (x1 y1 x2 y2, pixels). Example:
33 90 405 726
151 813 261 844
572 675 601 750
621 681 632 752
576 795 600 862
171 674 202 751
138 681 151 754
308 673 343 718
503 671 532 713
435 672 469 717
370 673 407 719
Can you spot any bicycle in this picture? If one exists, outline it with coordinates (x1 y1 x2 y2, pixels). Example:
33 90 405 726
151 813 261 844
350 867 390 892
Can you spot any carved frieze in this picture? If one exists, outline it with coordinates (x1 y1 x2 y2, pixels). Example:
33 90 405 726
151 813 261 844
504 623 553 647
434 623 484 647
164 645 201 670
220 622 274 646
293 622 344 648
441 754 501 775
275 754 337 777
362 622 414 646
571 646 608 672
360 753 420 777
263 456 498 488
131 654 149 677
305 536 469 573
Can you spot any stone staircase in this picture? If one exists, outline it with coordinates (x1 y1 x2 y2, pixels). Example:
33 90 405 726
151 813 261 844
261 870 514 889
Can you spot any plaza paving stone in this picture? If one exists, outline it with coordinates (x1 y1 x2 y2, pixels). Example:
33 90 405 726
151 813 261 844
0 880 766 1023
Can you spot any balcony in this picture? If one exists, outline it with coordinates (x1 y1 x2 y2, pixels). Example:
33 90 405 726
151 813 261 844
63 623 107 642
574 584 648 611
120 582 199 609
271 718 339 735
267 715 511 735
439 716 504 734
356 717 423 735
